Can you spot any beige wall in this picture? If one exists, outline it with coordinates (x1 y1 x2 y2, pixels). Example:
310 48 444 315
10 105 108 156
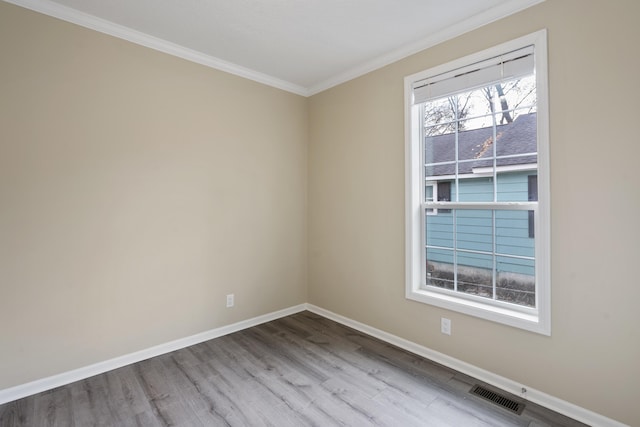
3 0 640 425
0 2 307 389
309 1 640 425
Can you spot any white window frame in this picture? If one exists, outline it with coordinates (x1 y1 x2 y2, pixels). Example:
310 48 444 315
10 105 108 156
404 30 551 335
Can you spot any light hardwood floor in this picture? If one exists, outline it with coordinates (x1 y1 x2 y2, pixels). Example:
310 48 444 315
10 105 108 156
0 311 587 426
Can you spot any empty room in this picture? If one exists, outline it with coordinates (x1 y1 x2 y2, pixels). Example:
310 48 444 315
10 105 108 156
0 0 638 426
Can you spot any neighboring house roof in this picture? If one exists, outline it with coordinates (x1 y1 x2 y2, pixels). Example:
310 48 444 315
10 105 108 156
426 112 537 177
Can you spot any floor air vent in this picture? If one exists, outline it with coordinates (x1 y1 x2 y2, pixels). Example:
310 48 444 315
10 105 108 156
469 384 525 415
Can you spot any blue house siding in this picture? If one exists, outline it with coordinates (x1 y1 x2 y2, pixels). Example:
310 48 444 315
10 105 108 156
457 178 493 202
426 171 535 276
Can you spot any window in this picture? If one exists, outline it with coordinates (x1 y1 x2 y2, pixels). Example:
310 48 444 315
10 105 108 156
425 181 451 215
405 30 550 334
437 181 452 213
528 175 538 238
425 182 437 215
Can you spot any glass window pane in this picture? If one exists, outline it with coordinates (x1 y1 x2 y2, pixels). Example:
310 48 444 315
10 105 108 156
456 87 494 132
496 173 529 202
425 134 455 177
425 97 456 132
426 211 453 248
496 255 535 307
457 251 494 300
496 75 537 116
457 177 494 202
426 247 454 290
495 210 534 257
426 210 454 290
493 107 537 174
455 209 493 252
454 208 494 300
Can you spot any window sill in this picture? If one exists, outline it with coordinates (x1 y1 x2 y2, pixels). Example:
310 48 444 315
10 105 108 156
406 287 550 335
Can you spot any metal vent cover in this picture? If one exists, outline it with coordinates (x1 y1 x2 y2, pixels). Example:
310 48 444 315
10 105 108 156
469 384 525 415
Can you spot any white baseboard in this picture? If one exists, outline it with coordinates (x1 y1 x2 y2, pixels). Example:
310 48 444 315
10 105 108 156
0 302 627 427
305 304 628 427
0 304 307 405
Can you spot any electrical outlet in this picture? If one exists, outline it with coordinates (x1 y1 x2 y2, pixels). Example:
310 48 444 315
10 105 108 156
441 317 451 335
226 294 234 308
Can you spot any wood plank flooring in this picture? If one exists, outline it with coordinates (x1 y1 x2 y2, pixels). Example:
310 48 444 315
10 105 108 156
0 311 588 426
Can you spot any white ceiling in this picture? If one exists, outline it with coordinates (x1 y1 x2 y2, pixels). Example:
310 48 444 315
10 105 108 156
6 0 544 95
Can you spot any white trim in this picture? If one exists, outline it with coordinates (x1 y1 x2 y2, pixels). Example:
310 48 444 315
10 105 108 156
408 288 541 332
305 304 628 427
425 182 438 215
3 0 544 97
2 0 309 96
0 303 628 426
405 95 424 301
424 163 538 181
426 201 536 210
307 0 546 95
0 304 307 405
472 163 538 175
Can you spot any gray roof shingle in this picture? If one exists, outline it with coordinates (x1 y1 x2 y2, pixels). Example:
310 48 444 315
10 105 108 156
425 113 537 177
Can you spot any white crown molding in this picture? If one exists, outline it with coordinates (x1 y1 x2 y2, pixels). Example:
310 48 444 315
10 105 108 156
2 0 310 96
0 304 307 405
306 304 628 427
306 0 546 95
5 0 543 98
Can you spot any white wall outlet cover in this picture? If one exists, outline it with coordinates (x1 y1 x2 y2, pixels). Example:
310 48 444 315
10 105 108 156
441 317 451 335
